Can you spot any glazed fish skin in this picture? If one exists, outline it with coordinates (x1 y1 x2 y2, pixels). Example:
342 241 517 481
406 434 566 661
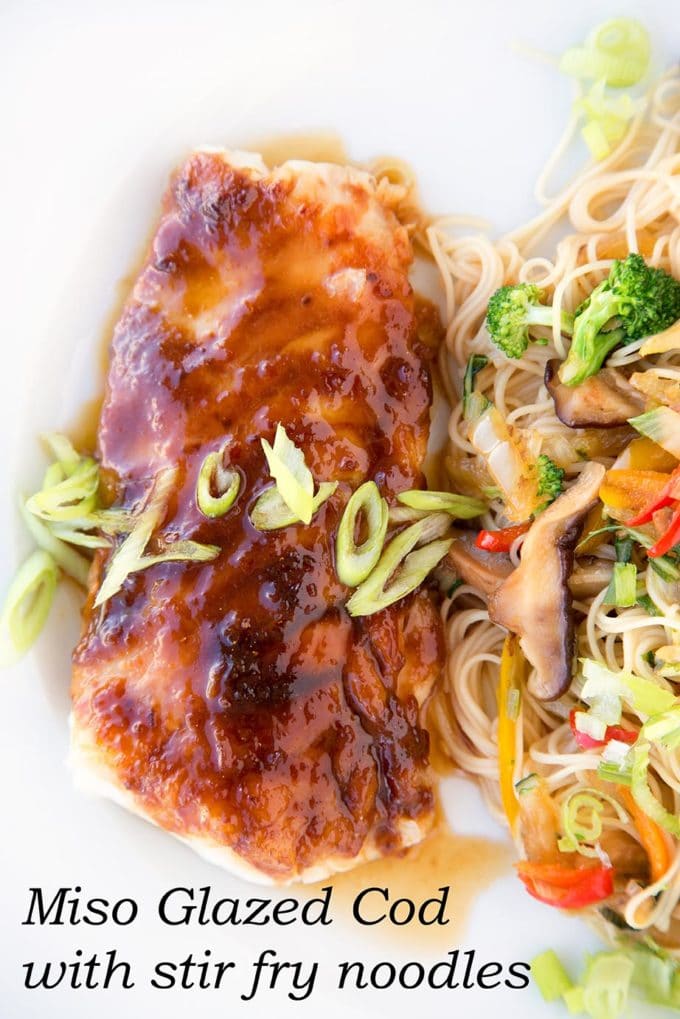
71 150 443 883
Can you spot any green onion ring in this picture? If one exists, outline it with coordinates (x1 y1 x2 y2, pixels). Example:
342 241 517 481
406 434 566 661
0 549 58 665
336 481 388 587
196 447 241 518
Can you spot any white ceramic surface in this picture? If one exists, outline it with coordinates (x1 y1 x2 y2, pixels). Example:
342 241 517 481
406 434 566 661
1 1 677 1016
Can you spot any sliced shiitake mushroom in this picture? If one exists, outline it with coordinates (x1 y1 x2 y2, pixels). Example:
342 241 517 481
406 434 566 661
488 462 605 701
444 532 514 597
545 359 645 428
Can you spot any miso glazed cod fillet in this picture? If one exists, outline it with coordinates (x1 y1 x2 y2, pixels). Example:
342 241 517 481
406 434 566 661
71 150 444 884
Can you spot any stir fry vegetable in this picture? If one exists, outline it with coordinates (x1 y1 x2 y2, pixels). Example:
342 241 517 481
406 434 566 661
516 860 614 909
559 255 680 386
486 283 574 359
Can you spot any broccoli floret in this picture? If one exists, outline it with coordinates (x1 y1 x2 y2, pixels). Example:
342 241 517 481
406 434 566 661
535 455 564 510
462 354 490 421
486 283 574 360
559 254 680 386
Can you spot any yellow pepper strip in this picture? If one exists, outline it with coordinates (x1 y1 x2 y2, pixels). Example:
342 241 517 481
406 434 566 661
498 635 524 831
626 437 678 473
600 469 671 515
620 786 671 885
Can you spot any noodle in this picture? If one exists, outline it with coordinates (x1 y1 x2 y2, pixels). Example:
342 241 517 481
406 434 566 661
428 67 680 951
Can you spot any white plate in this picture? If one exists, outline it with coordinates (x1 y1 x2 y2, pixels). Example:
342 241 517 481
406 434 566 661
1 2 677 1016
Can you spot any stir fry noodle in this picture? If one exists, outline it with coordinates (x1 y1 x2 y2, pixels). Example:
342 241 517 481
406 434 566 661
426 66 680 952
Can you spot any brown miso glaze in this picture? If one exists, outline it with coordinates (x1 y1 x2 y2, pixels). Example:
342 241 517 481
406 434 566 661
72 151 444 881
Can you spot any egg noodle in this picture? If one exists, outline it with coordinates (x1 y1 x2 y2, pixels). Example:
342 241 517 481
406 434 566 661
412 67 680 950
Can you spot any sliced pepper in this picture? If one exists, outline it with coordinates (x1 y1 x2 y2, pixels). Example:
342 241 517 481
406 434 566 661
647 503 680 558
569 708 638 750
628 464 680 526
498 635 523 830
600 469 672 516
475 521 530 553
516 860 614 909
626 436 678 472
619 786 671 885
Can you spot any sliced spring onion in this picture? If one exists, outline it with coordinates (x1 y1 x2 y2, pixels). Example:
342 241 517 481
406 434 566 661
335 481 388 587
196 447 240 518
597 761 633 787
530 950 574 1003
602 739 635 768
42 432 80 468
580 951 634 1019
49 523 110 550
261 424 314 525
628 407 680 460
346 512 452 617
631 742 680 838
25 455 99 522
396 489 486 519
581 659 676 718
577 80 642 160
0 550 58 665
589 693 623 726
20 498 91 586
629 944 680 1009
603 562 638 608
558 787 628 858
574 710 608 742
388 505 429 525
250 481 337 531
641 707 680 750
560 18 650 87
95 469 219 607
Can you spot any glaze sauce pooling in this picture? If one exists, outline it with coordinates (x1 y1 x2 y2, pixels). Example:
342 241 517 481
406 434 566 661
72 151 444 882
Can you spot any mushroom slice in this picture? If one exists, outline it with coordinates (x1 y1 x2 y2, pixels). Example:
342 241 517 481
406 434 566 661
445 532 514 597
569 557 614 600
488 462 605 701
545 359 645 428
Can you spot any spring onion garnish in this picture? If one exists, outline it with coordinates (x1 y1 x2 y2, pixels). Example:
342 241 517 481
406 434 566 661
387 505 429 525
560 18 650 88
396 489 486 519
0 550 58 666
95 468 219 607
628 407 680 460
641 707 680 750
346 512 452 617
531 950 574 1003
336 481 388 587
581 659 676 718
20 499 91 586
631 742 680 838
261 424 315 525
558 787 628 857
628 944 680 1010
580 952 634 1019
603 562 637 608
250 481 337 531
573 710 608 742
196 446 240 518
25 451 99 522
577 80 643 161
